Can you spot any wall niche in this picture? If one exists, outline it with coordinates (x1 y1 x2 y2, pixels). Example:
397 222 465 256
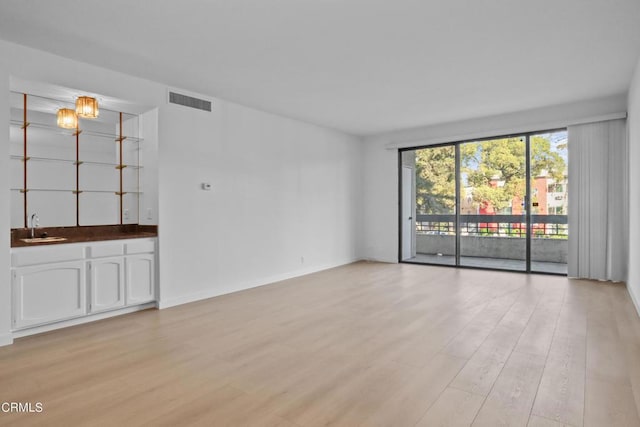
9 90 143 228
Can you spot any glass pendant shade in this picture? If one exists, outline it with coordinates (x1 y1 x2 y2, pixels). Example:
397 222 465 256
57 108 78 129
76 96 99 118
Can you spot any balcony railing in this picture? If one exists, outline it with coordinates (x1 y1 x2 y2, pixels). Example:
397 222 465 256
416 214 568 238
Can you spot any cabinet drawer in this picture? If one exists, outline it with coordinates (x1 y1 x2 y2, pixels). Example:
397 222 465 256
88 243 124 258
12 245 85 267
125 240 155 254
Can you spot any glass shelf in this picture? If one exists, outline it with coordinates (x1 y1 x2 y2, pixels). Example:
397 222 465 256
10 155 142 169
78 190 143 194
10 120 144 142
11 91 138 114
11 155 75 164
11 188 75 193
11 91 143 228
81 161 143 169
11 188 143 194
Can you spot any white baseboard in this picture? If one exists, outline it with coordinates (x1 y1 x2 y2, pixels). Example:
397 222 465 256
627 283 640 318
361 257 396 264
158 259 361 310
11 303 156 339
0 333 14 347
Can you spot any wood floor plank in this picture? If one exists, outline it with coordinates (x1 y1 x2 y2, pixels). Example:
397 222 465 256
530 288 587 427
608 283 640 416
513 290 563 357
450 289 542 396
584 377 640 427
360 353 467 427
531 355 585 426
415 387 485 427
443 290 521 359
471 351 546 427
527 414 571 426
1 262 640 426
276 361 409 427
586 287 630 386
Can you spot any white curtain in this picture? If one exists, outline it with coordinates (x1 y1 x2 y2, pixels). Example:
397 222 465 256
568 119 628 282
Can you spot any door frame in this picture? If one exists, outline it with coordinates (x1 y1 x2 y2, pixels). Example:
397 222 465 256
400 165 415 260
397 128 567 275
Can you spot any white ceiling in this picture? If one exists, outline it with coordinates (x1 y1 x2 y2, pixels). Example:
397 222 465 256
1 0 639 136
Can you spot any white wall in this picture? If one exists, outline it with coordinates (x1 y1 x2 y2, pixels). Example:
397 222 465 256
627 55 640 313
361 95 628 263
0 40 362 343
139 108 159 225
0 64 11 345
157 96 362 307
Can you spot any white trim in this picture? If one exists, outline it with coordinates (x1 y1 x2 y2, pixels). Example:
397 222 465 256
385 111 628 150
627 284 640 319
360 257 397 264
11 303 156 339
158 259 361 309
0 333 14 347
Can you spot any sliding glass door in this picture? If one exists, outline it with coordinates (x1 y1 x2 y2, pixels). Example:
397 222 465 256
459 137 527 271
529 131 568 274
399 130 568 274
400 147 456 265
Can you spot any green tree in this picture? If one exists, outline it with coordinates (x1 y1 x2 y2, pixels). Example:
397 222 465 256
416 136 566 214
530 135 566 181
462 138 525 212
463 136 566 212
415 146 455 213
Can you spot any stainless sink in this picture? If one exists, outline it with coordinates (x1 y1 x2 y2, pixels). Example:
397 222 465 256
20 237 68 243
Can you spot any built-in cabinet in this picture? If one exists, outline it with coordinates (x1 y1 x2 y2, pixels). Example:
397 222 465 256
125 254 155 305
12 261 86 329
11 238 156 331
89 257 125 313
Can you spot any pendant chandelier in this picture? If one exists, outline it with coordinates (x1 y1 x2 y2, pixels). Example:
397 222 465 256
56 108 78 129
76 96 99 118
57 95 99 129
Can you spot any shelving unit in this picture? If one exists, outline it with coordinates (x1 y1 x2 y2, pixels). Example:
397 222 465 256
9 120 143 142
11 92 142 227
11 156 144 170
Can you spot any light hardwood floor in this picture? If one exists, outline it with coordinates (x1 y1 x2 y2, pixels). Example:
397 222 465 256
1 261 640 426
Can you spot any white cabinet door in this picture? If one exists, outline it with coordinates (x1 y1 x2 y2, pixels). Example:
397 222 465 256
89 257 125 313
125 254 155 305
12 261 86 329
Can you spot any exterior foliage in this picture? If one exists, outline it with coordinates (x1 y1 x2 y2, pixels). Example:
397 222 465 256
416 136 566 214
415 145 455 213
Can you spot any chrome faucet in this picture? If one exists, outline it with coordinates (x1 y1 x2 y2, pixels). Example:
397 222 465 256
30 213 39 239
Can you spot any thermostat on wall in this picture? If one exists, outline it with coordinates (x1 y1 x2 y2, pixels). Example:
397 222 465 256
201 183 212 191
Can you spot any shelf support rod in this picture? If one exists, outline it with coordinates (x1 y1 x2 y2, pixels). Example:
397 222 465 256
119 112 124 225
23 93 28 228
75 122 80 226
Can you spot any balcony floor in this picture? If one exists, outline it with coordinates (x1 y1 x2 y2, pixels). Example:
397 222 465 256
406 253 568 275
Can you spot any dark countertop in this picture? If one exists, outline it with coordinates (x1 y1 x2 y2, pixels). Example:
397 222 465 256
11 225 158 248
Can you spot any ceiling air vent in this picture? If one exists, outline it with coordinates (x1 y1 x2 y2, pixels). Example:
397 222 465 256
168 91 212 112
